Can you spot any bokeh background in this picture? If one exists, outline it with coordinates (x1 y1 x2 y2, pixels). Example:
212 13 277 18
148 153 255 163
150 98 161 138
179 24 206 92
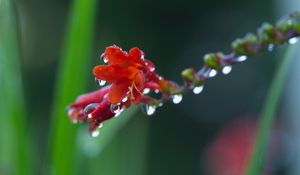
1 0 300 174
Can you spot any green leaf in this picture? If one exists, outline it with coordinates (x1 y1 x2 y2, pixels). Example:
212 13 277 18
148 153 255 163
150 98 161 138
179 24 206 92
245 44 299 175
0 0 32 174
48 0 97 174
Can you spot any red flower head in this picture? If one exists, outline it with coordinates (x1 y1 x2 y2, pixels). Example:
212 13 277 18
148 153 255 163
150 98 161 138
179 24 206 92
93 45 168 105
67 45 179 135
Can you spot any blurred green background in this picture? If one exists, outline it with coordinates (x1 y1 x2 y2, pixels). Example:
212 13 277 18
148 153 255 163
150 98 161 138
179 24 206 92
1 0 300 174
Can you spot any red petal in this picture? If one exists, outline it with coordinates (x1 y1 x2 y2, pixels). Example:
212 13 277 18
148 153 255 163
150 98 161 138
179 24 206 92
104 45 129 65
108 82 130 103
129 47 144 61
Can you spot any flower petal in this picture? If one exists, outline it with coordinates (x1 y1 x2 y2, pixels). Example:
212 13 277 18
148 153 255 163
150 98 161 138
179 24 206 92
108 82 130 103
129 47 144 61
104 45 129 65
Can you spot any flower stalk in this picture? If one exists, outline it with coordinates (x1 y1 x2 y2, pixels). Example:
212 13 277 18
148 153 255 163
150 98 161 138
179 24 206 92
67 12 300 135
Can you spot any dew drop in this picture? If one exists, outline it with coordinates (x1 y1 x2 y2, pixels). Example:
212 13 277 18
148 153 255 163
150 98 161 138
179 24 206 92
208 69 218 77
110 103 121 114
100 53 108 63
267 44 274 51
122 96 128 103
158 102 163 107
143 88 151 94
288 37 298 44
98 123 103 128
236 55 247 62
95 78 106 86
114 107 124 117
154 89 160 94
91 128 100 137
172 94 183 104
222 65 232 75
88 113 93 119
142 104 156 116
193 85 204 94
72 119 78 124
83 103 99 115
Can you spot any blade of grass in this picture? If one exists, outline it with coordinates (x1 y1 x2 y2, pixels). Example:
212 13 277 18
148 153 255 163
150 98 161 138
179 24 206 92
87 110 149 175
48 0 96 174
245 44 299 175
0 0 32 174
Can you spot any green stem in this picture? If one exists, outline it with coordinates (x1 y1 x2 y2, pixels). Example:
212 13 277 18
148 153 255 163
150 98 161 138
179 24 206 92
245 44 298 175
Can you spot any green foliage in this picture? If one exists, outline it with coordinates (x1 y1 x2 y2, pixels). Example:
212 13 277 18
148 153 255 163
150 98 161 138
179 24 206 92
0 0 32 174
48 0 97 174
245 44 299 175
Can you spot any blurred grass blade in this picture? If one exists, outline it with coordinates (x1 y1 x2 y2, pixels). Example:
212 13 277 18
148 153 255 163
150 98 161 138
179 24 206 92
48 0 96 174
245 44 298 175
86 110 149 175
0 0 32 174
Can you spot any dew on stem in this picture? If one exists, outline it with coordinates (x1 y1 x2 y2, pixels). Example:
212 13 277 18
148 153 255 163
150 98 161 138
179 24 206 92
193 85 204 94
172 94 183 104
142 104 156 116
222 65 232 74
288 37 298 44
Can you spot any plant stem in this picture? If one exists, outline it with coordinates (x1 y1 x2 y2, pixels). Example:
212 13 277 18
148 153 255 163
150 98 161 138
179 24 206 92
245 44 298 175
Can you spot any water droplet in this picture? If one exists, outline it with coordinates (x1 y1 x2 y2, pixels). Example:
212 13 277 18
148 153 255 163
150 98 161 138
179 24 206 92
122 96 128 103
193 85 204 94
95 78 106 86
142 104 156 116
143 88 151 94
236 55 247 62
91 128 100 137
100 53 108 63
110 103 121 114
158 102 163 107
154 89 159 94
114 107 124 117
267 44 274 51
98 123 103 128
209 69 218 77
83 103 99 115
288 37 298 44
72 119 78 124
172 94 183 104
88 113 93 119
222 65 232 74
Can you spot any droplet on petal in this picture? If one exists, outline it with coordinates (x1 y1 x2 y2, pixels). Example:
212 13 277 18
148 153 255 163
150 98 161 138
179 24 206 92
114 107 124 117
122 96 128 103
193 85 204 94
83 103 99 115
222 65 232 75
100 53 108 63
172 94 183 104
98 123 103 128
288 37 298 44
154 89 159 94
142 104 156 116
236 55 247 62
110 103 121 114
91 128 100 137
95 78 106 86
143 88 151 94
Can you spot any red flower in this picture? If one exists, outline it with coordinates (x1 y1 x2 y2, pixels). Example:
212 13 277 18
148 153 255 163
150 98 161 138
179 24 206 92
68 45 179 135
93 45 171 105
67 86 115 134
